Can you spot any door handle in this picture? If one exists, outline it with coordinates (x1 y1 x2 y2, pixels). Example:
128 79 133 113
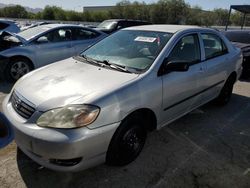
198 67 203 72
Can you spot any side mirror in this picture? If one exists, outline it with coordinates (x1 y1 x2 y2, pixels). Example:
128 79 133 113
37 36 49 44
158 59 190 76
166 60 189 72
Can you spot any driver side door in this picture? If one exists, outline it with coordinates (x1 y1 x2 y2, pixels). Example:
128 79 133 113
159 33 203 126
33 28 74 67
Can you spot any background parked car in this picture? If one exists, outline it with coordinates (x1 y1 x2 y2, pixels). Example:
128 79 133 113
0 24 107 81
222 30 250 77
0 19 20 33
95 19 152 34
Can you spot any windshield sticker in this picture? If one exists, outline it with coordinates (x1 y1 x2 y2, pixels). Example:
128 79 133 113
134 36 157 43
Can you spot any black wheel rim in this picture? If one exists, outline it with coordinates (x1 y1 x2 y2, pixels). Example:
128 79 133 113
10 61 30 80
119 126 146 160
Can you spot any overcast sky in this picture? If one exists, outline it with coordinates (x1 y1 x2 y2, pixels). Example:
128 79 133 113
1 0 249 11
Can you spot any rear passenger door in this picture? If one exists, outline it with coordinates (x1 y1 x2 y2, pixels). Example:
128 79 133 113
199 33 229 102
160 34 203 125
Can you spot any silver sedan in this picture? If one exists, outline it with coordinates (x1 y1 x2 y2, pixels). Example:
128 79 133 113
2 25 242 172
0 24 107 81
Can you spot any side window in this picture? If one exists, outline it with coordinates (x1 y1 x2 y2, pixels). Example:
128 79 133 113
168 34 201 64
0 22 9 30
202 33 228 60
74 28 99 40
38 28 73 43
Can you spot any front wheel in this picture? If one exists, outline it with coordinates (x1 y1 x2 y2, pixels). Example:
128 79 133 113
5 57 32 82
106 115 147 166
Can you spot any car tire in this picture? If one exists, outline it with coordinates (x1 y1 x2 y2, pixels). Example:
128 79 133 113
5 57 32 82
214 75 235 105
106 114 147 166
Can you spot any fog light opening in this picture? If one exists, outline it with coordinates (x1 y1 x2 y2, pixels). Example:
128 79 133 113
49 157 82 166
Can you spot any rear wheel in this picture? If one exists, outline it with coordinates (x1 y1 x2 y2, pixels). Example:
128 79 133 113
106 115 147 166
214 76 235 105
5 57 32 82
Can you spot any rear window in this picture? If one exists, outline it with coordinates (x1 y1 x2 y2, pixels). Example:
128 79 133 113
0 22 9 30
18 26 50 40
202 33 228 59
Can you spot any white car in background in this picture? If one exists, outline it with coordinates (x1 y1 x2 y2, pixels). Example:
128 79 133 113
0 24 107 81
0 19 20 33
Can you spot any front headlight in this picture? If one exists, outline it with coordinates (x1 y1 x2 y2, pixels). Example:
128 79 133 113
37 105 100 129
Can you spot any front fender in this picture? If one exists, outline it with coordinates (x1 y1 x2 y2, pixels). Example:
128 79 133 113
1 46 36 66
87 73 162 129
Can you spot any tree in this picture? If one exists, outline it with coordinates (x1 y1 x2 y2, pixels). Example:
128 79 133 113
1 1 245 27
1 5 28 18
42 6 55 20
213 8 228 26
186 5 203 25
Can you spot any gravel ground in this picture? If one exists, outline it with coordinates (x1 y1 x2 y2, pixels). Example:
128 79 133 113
0 79 250 188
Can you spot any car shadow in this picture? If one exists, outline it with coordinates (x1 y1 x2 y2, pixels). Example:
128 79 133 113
16 93 250 188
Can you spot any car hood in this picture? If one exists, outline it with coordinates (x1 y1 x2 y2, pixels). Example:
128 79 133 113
14 57 139 111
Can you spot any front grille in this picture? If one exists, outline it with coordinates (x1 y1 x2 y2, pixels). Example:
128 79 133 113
11 92 35 119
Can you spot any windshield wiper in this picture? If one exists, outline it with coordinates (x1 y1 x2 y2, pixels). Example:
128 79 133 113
80 55 102 66
100 60 132 73
80 55 132 73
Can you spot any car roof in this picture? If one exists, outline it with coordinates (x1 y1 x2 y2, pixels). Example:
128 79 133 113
124 24 203 33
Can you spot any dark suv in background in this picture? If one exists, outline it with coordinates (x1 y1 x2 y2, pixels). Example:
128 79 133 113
95 19 152 34
223 30 250 77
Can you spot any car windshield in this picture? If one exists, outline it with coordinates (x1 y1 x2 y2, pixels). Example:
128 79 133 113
97 21 117 30
81 30 173 73
17 25 50 40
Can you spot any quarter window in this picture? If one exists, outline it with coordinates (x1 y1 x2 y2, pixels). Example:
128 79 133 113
202 34 228 59
168 34 201 64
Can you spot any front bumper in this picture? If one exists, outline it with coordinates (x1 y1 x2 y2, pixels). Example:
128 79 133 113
2 95 120 172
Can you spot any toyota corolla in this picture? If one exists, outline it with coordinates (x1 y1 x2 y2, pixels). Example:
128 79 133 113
1 25 242 172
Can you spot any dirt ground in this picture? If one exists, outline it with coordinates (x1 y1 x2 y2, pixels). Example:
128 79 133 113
0 79 250 188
